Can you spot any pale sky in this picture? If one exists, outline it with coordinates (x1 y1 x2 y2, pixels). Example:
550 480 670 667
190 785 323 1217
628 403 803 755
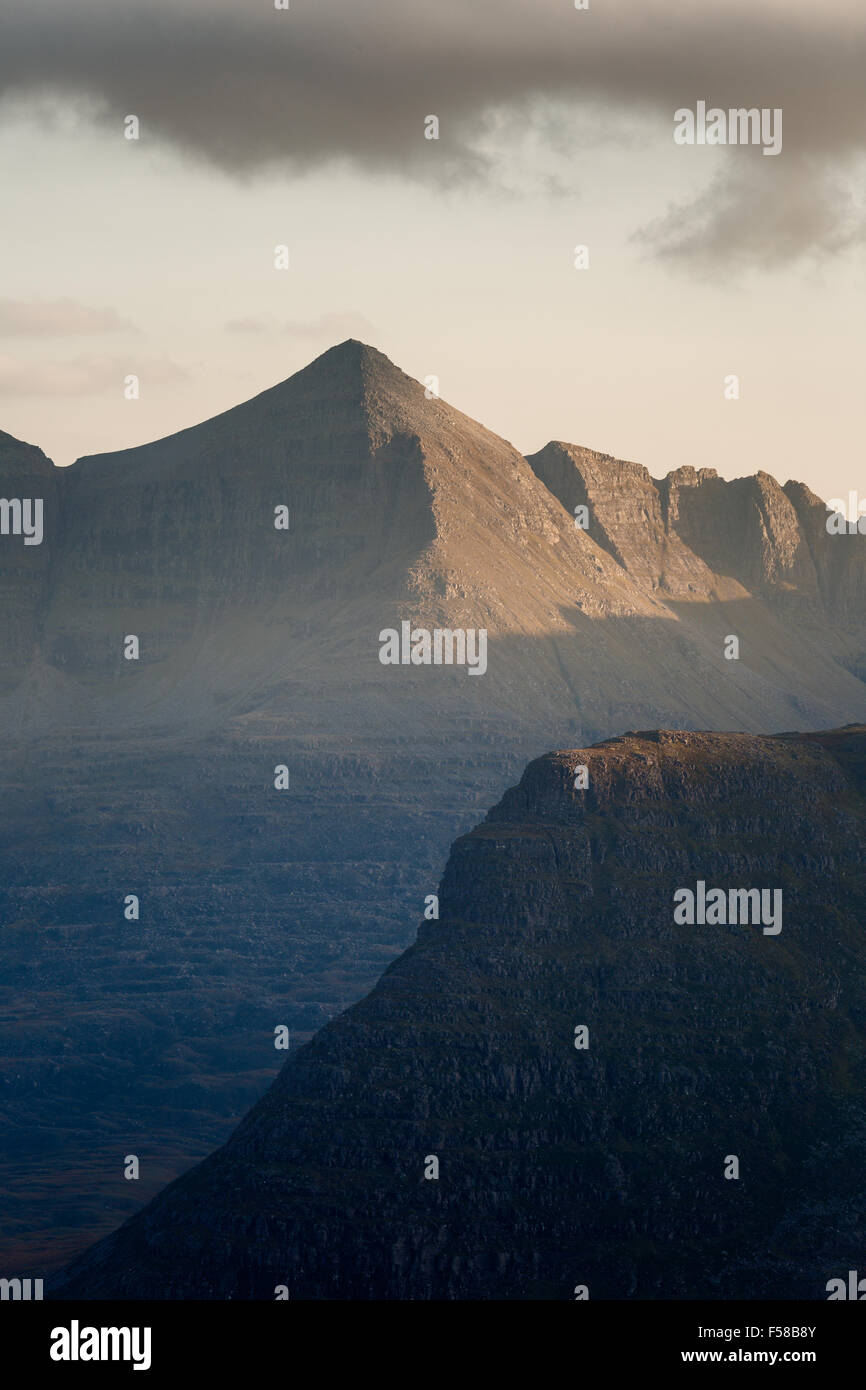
0 0 864 502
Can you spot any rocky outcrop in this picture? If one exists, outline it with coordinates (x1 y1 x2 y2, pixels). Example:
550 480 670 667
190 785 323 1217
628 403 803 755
528 444 823 603
48 726 866 1300
785 479 866 627
661 468 819 598
527 441 677 591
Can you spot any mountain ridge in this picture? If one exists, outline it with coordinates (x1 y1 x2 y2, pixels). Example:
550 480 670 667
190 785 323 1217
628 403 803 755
0 341 852 508
3 339 863 734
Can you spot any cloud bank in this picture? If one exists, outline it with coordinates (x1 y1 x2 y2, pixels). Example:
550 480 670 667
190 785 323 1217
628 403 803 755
2 0 865 266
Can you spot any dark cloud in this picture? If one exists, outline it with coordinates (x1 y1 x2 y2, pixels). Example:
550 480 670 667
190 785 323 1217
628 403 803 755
2 1 865 265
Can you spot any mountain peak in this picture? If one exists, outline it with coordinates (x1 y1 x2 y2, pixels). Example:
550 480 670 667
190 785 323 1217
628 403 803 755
65 338 426 479
283 337 425 419
292 336 399 384
310 336 385 364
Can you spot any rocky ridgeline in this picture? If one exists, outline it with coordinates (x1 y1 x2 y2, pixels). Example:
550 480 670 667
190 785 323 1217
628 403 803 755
2 342 864 728
528 442 863 610
48 726 866 1300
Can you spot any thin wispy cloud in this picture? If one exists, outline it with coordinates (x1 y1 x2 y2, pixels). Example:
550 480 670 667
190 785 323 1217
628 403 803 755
0 298 136 335
225 312 376 340
0 353 188 397
639 157 866 271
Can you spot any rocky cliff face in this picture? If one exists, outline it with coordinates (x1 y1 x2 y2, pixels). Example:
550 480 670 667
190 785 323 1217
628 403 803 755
528 443 827 604
527 440 694 593
48 726 866 1300
785 479 866 630
2 341 865 1271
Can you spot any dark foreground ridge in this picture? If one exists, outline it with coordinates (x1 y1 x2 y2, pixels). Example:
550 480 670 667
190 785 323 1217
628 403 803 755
49 725 866 1300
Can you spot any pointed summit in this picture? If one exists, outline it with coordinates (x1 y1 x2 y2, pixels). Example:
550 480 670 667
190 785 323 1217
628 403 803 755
296 336 395 377
68 338 420 480
262 337 412 405
269 337 437 448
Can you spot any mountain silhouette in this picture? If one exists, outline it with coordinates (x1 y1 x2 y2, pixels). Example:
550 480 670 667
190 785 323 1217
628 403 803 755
48 725 866 1300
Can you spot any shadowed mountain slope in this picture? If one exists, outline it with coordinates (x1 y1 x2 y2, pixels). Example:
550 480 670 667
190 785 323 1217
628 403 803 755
48 725 866 1301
